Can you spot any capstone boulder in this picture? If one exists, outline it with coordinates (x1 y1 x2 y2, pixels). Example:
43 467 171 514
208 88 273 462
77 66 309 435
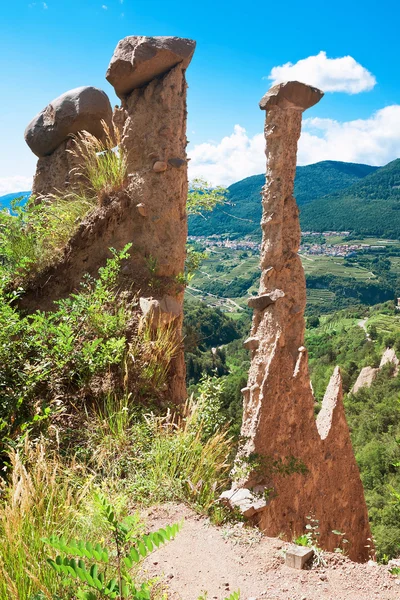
106 36 196 97
25 86 113 157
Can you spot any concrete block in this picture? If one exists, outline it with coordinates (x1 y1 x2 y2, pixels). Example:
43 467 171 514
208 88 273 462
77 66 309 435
285 545 314 569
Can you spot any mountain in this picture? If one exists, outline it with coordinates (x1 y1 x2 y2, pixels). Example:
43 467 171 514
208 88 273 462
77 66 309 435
0 192 30 209
189 161 378 239
300 159 400 238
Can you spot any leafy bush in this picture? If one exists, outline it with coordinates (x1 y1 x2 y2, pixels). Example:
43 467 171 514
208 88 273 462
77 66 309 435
44 493 180 600
0 246 179 456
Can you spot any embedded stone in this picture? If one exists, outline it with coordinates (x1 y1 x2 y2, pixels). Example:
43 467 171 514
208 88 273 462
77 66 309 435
220 487 268 518
168 157 186 168
247 289 285 311
106 36 196 97
259 81 323 112
25 86 113 157
136 203 147 216
139 295 182 327
153 161 168 172
243 336 259 350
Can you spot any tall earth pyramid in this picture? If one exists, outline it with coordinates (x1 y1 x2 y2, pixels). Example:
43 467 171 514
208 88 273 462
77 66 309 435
223 81 373 562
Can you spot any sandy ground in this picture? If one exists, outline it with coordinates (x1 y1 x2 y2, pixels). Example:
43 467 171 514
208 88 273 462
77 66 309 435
141 503 400 600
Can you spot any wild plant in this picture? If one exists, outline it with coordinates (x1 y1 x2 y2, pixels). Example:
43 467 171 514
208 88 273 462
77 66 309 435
190 374 227 441
295 515 327 568
44 493 180 600
187 178 228 216
0 438 93 600
68 120 127 204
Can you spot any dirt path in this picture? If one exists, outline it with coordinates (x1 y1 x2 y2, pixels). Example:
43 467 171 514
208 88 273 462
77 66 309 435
358 318 371 340
141 504 399 600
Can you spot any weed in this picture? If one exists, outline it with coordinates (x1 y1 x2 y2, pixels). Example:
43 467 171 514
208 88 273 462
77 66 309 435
44 493 180 599
68 120 127 204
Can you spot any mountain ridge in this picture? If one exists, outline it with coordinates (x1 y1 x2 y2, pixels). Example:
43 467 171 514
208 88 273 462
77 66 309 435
189 160 380 239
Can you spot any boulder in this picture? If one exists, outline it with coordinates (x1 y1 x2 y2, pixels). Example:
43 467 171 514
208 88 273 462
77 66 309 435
247 289 285 311
139 295 182 327
106 36 196 97
25 86 113 157
259 81 323 112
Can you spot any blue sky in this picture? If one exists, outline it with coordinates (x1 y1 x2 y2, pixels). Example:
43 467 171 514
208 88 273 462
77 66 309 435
1 0 400 192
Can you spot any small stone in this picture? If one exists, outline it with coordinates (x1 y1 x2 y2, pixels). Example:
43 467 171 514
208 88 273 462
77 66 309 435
220 487 268 518
243 336 259 350
319 573 327 581
284 545 314 569
168 157 186 168
153 161 168 172
136 203 147 216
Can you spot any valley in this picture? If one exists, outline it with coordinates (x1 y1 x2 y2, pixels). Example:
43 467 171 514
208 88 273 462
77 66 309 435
187 232 400 314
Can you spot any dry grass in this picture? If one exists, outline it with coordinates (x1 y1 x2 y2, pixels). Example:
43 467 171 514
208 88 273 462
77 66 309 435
0 437 93 600
68 120 127 204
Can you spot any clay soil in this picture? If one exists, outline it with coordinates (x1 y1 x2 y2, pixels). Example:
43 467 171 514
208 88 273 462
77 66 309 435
141 503 400 600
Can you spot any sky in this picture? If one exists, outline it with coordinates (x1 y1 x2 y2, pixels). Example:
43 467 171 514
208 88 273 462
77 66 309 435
1 0 400 193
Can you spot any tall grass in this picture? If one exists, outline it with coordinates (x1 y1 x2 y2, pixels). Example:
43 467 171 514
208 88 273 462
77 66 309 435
146 412 233 512
68 120 127 203
0 438 93 600
0 121 127 281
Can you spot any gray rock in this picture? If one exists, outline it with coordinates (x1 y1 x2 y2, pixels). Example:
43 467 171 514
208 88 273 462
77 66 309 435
168 157 186 169
220 487 268 518
139 295 182 327
25 86 113 157
259 81 323 112
285 545 314 569
247 289 285 311
106 36 196 97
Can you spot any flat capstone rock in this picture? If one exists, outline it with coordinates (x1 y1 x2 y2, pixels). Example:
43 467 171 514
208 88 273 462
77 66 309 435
259 81 323 112
106 36 196 97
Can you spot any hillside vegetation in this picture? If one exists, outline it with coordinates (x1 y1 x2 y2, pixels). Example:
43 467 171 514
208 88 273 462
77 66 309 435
301 159 400 238
189 160 379 239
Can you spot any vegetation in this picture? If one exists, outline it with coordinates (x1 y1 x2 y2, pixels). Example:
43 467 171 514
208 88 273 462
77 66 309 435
0 123 126 282
301 159 400 238
188 160 378 239
44 494 181 599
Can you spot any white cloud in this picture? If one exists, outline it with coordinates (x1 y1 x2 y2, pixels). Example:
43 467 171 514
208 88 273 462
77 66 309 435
0 176 33 196
189 105 400 186
299 105 400 164
189 125 265 186
268 51 376 94
102 4 108 9
43 2 48 8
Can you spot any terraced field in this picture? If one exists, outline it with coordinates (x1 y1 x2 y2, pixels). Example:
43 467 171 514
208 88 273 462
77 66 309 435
188 235 400 315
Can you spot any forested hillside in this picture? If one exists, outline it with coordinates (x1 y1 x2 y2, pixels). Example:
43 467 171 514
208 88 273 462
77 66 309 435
301 159 400 238
189 161 378 238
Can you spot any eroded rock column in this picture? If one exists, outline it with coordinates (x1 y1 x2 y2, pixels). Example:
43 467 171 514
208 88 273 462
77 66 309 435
106 36 196 404
25 86 113 198
224 82 373 562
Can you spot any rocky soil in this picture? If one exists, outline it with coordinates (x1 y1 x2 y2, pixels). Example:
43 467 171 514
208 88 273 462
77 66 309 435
141 504 400 600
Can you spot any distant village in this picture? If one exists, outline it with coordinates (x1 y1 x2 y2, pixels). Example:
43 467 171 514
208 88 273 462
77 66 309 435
188 232 387 258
